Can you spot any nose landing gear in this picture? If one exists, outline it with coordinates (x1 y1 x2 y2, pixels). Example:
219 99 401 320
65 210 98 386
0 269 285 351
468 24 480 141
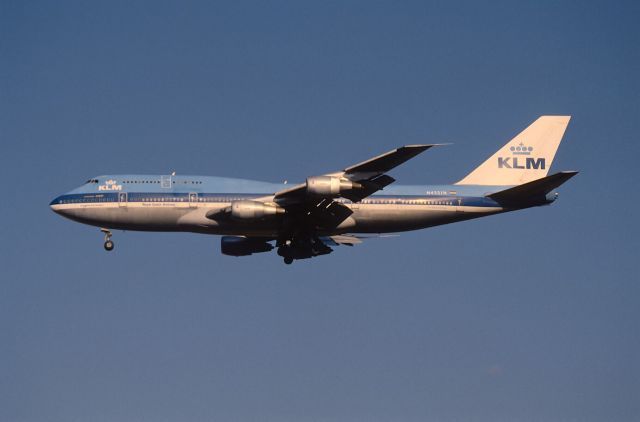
101 228 114 251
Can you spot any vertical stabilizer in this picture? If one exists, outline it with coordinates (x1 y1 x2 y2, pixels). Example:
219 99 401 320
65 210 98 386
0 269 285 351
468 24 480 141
456 116 571 186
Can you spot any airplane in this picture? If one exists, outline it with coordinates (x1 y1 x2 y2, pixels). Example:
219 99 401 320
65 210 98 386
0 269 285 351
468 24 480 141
50 116 577 264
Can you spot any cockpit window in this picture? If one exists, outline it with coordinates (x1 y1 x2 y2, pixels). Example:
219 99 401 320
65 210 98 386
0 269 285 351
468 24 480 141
85 179 99 184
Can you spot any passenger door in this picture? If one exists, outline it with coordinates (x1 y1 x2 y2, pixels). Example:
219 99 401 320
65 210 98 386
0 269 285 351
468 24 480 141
161 175 172 189
189 192 198 208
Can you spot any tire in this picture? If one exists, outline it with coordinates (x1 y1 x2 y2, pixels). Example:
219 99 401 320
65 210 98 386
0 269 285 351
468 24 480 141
104 240 114 251
284 256 293 265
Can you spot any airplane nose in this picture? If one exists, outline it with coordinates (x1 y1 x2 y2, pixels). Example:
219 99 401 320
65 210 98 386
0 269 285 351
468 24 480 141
49 195 64 214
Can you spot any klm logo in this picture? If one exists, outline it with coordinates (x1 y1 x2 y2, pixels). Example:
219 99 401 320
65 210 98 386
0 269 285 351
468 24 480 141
498 157 545 169
498 143 545 170
98 179 123 191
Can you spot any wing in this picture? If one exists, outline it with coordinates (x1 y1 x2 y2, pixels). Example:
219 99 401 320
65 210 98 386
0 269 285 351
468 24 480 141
343 144 436 181
219 233 399 261
320 233 400 246
280 233 400 261
268 145 436 262
274 144 441 206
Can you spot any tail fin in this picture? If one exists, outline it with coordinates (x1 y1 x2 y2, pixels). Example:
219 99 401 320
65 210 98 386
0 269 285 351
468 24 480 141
456 116 571 186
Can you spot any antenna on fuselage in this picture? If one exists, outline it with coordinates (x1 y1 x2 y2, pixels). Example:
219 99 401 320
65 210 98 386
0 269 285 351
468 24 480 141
171 171 176 176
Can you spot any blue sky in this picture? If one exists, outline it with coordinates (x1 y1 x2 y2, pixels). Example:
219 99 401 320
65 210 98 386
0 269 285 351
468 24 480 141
2 1 638 421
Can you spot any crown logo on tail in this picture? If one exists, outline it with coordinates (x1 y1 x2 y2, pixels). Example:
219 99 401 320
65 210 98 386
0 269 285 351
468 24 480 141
510 143 533 155
499 142 545 170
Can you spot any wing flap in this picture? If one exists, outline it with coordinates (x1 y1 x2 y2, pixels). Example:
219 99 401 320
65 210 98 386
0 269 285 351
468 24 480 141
320 233 399 247
311 198 354 228
323 235 363 246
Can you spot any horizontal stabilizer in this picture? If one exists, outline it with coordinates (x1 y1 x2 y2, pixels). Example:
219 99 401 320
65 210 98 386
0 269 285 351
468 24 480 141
488 171 578 204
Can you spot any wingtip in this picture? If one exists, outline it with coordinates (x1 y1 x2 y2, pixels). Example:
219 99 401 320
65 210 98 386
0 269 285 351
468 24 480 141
402 143 451 149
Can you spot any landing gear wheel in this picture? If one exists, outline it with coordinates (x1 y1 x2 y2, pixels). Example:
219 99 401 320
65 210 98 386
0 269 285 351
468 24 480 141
284 256 293 265
101 228 114 252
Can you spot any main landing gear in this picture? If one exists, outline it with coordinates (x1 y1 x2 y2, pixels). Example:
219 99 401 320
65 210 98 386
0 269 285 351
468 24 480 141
101 228 114 251
277 236 333 265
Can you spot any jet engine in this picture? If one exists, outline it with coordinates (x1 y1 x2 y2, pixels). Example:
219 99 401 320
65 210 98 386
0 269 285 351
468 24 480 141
230 200 285 220
306 176 362 197
221 236 274 256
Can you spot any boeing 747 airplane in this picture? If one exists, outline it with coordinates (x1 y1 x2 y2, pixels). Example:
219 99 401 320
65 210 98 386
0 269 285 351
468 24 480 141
50 116 577 264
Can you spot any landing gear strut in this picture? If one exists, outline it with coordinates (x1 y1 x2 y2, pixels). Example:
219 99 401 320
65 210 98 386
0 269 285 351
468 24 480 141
277 236 333 265
101 228 114 251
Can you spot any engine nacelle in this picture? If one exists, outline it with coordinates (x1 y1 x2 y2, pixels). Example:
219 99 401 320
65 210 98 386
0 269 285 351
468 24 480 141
230 200 285 220
306 176 360 197
221 236 274 256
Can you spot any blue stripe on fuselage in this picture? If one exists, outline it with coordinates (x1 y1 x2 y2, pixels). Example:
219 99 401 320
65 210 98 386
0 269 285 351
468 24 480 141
50 192 500 208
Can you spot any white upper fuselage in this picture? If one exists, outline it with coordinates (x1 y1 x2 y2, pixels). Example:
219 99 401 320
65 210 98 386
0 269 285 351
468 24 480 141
50 174 513 237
